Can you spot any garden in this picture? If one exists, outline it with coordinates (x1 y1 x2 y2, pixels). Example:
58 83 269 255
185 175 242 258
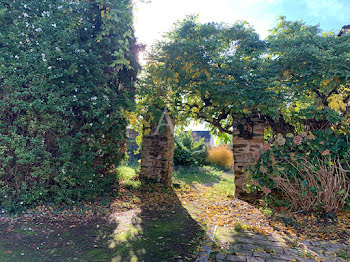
0 0 349 261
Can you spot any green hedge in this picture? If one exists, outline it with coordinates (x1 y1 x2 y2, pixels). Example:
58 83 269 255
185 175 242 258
0 0 139 211
174 131 208 166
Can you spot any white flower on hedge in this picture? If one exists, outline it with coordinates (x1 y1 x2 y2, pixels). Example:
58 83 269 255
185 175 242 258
52 23 57 28
58 5 63 9
62 168 66 174
25 22 29 27
48 66 52 70
23 13 29 17
41 11 50 17
15 55 19 59
41 53 47 62
91 96 97 101
35 28 42 32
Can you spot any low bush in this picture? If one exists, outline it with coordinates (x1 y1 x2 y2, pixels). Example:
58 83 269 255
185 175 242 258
207 145 234 169
173 131 208 166
245 129 350 213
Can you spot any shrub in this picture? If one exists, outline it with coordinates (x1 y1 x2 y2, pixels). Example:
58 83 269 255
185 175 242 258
207 145 234 169
273 157 349 213
246 129 350 213
173 131 207 166
0 0 139 211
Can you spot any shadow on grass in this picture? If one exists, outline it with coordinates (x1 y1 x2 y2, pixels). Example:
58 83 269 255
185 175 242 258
107 184 205 262
0 214 119 262
0 180 205 262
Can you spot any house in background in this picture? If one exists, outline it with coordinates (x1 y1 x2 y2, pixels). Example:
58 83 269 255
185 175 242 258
190 130 215 147
126 128 140 161
126 125 216 160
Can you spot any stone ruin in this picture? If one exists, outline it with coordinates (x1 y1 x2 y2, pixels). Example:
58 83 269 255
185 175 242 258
232 114 267 195
140 112 174 187
139 110 267 195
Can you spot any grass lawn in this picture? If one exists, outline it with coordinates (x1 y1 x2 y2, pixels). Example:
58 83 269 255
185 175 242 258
173 165 236 199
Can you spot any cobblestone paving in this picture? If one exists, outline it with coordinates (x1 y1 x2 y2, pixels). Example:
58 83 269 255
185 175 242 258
195 230 349 262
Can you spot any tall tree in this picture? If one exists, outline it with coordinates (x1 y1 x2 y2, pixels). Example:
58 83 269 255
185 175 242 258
0 0 139 210
140 17 350 136
139 17 276 136
267 17 350 132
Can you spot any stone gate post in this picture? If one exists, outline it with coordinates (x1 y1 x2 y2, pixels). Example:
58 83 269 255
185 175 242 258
232 114 266 195
140 111 175 186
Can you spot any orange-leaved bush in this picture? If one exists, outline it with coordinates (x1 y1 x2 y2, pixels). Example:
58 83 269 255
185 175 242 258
207 145 234 168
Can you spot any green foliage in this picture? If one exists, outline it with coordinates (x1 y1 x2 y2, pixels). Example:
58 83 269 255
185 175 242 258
268 17 350 131
0 0 139 211
139 16 273 133
173 130 207 166
246 129 350 212
140 16 350 138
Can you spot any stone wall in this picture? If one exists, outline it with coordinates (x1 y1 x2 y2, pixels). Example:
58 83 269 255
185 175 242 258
232 115 266 194
140 114 174 186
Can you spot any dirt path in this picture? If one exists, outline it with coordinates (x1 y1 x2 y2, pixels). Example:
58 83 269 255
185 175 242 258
176 182 350 262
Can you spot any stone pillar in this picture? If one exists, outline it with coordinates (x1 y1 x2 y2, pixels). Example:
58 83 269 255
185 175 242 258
232 114 266 195
140 113 174 187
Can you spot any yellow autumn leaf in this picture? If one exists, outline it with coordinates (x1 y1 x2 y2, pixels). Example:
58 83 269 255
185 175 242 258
322 79 330 86
242 108 251 114
328 94 346 111
192 72 201 79
130 117 136 126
